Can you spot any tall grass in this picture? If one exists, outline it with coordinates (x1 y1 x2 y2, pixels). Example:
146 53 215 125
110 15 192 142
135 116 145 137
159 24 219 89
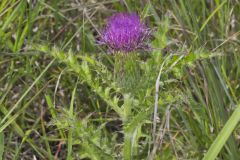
0 0 239 159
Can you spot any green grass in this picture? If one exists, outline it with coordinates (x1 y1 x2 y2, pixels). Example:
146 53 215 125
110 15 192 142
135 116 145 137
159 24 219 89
0 0 240 159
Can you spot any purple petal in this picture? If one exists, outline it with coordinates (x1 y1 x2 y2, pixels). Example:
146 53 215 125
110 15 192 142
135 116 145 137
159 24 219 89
100 12 151 53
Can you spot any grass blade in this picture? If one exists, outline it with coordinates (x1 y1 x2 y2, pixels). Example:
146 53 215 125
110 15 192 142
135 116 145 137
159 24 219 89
0 59 55 131
203 104 240 160
0 132 3 160
199 0 227 32
67 79 78 160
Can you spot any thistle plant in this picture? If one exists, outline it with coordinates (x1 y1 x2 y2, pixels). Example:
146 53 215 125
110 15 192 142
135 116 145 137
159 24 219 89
100 12 151 92
100 12 151 53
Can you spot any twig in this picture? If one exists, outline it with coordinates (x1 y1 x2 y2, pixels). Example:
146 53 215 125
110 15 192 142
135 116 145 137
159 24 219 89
149 106 171 160
152 55 171 142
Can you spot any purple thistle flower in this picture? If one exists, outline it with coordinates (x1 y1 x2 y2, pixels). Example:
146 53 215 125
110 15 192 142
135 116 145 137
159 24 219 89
100 12 151 53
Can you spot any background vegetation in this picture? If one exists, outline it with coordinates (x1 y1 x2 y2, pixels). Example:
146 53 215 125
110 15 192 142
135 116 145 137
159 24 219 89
0 0 240 159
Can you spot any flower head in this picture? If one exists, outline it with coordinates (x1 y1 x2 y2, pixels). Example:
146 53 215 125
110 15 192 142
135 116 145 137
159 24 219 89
100 12 151 53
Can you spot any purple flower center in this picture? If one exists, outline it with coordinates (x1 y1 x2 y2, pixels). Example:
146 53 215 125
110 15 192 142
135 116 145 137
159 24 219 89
100 12 150 53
